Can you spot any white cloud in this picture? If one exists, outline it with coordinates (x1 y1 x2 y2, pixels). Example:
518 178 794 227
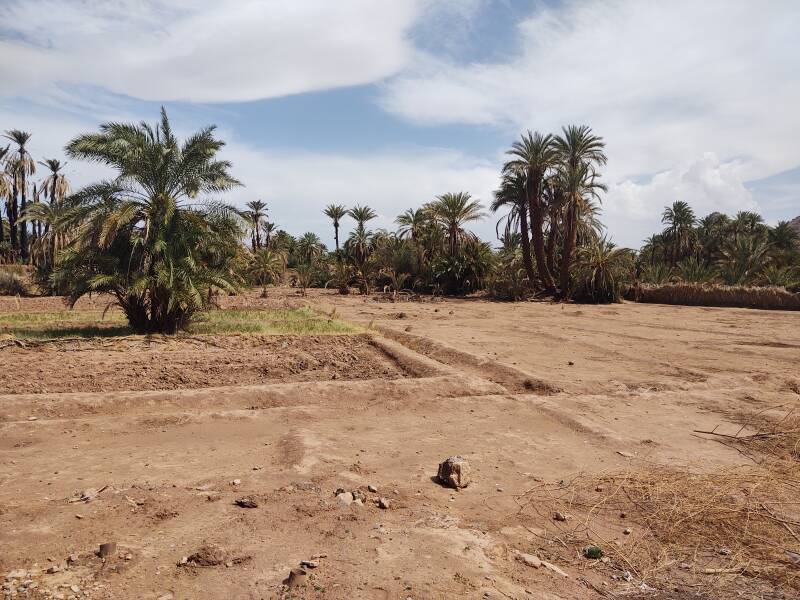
380 1 800 189
604 153 760 246
0 0 423 102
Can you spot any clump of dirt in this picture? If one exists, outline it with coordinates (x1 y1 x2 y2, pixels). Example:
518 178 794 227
185 544 229 567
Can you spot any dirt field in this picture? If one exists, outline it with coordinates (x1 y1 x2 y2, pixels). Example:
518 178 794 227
1 290 799 599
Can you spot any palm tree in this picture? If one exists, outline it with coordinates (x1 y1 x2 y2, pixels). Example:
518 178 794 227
504 131 558 291
696 212 730 263
347 204 377 233
324 204 347 254
395 208 429 242
768 221 799 266
244 200 267 250
22 200 73 270
661 201 696 266
3 130 35 258
717 236 770 285
492 172 536 287
731 211 766 243
429 192 484 255
572 237 633 303
261 220 276 248
296 231 325 264
53 108 242 333
554 125 607 298
249 248 286 296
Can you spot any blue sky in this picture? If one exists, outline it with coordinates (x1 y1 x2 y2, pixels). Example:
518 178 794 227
1 0 798 248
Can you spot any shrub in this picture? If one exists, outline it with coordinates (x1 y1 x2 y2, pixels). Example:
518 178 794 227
0 270 28 296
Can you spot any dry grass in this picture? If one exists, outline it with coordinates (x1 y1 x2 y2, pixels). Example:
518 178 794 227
514 413 800 596
633 283 800 311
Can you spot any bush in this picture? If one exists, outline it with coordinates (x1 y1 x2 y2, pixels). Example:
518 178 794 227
571 238 633 303
0 270 29 296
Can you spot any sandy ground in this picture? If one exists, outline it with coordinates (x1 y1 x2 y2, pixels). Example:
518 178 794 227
1 289 799 599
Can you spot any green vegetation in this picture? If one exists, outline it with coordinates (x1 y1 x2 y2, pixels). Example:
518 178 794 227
0 307 357 340
3 108 798 324
640 204 800 291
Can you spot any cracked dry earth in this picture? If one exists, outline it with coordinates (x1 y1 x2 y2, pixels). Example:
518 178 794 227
1 290 799 599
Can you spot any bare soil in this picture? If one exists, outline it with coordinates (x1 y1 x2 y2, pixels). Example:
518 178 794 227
1 289 799 599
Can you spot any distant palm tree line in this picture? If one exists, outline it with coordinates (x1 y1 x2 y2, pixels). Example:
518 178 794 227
3 109 797 334
640 202 799 289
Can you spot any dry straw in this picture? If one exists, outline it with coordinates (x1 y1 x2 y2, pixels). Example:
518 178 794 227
513 413 800 595
633 283 800 311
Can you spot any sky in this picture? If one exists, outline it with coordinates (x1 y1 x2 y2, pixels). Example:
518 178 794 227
1 0 798 249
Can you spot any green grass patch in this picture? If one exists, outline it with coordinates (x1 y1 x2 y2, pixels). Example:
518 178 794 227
0 307 358 340
188 308 360 335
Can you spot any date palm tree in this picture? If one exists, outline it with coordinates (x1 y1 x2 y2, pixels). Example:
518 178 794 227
244 200 267 250
296 231 325 264
395 207 428 242
52 108 242 333
249 248 286 296
324 204 347 254
504 131 558 292
661 201 696 266
429 192 484 255
347 204 377 233
554 125 607 298
492 172 536 287
3 130 36 258
261 220 276 248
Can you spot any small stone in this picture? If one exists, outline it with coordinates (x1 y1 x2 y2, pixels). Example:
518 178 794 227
46 566 61 574
679 562 691 570
230 479 241 486
300 560 319 569
224 561 233 568
124 554 132 561
75 514 83 520
98 543 116 558
234 496 258 509
67 554 79 564
156 594 173 600
336 492 353 507
376 497 390 509
28 416 38 421
70 585 81 593
283 567 307 588
553 511 567 522
623 527 632 535
719 547 731 556
437 456 471 489
179 557 188 565
6 570 27 580
368 485 378 493
516 553 541 568
595 485 604 492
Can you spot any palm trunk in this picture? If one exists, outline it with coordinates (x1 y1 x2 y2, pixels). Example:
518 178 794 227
9 181 18 251
527 178 555 292
334 223 340 254
559 202 579 299
19 170 28 261
517 203 536 287
545 205 559 278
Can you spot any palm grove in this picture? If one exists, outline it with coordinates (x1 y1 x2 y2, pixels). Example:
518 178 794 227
1 111 798 332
